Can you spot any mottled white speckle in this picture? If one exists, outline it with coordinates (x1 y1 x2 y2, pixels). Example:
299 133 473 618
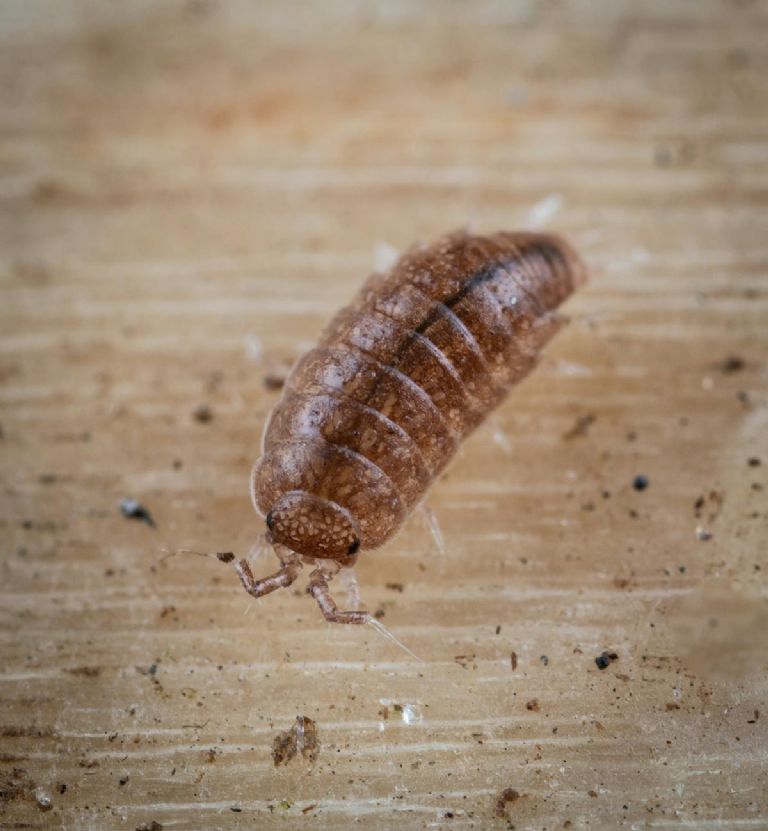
373 242 400 272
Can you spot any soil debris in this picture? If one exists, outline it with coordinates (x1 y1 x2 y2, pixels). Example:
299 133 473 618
272 716 320 766
192 403 213 423
0 767 31 803
718 355 745 373
562 412 595 440
66 666 101 678
694 489 723 522
263 373 286 391
495 788 520 818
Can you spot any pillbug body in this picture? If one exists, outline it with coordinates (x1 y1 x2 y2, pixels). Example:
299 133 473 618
221 229 587 623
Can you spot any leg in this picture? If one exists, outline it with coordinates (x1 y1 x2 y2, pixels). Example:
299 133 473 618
420 503 445 556
307 561 370 624
336 565 361 611
217 546 302 599
245 533 271 568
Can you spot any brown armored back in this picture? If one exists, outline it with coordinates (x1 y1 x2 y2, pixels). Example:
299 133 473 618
252 229 586 557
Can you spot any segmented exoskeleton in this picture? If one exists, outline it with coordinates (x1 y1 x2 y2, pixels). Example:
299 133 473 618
219 229 587 622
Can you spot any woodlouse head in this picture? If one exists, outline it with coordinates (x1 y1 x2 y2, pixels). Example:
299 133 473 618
264 490 361 563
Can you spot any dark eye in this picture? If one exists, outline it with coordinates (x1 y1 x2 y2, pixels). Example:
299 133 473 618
265 511 275 531
347 538 360 555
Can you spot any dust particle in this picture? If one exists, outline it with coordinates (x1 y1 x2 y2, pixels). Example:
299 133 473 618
192 403 213 423
595 651 619 670
263 373 286 391
66 666 101 678
562 413 595 440
719 355 745 373
33 787 52 811
120 498 156 528
632 474 649 491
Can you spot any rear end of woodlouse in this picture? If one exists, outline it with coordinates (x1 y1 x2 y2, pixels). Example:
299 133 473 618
220 228 587 623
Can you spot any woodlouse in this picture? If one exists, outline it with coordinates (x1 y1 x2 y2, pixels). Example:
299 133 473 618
220 229 587 623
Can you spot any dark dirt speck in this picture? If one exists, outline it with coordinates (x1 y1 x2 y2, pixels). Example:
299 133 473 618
562 413 595 441
719 355 745 373
595 651 619 670
263 373 286 391
495 788 521 818
192 403 213 423
120 498 155 528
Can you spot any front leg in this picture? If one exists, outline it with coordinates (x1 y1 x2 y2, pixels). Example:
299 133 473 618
218 546 302 599
307 561 370 624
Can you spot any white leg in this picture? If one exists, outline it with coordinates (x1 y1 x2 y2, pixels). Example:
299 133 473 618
524 192 564 229
245 533 271 567
336 566 361 611
420 504 445 556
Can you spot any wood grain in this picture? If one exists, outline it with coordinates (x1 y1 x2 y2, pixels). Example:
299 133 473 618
1 2 767 829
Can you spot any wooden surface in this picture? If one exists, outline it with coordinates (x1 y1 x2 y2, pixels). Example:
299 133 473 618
1 2 767 829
